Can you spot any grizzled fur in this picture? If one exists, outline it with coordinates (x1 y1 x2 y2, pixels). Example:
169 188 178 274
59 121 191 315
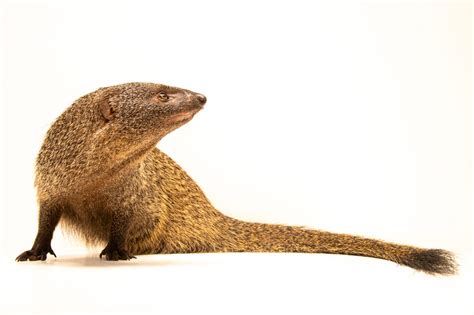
16 82 457 275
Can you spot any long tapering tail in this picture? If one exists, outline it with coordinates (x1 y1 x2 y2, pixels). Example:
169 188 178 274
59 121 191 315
218 217 457 275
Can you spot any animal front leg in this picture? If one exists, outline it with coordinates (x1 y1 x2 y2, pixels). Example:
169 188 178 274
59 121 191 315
16 201 62 262
100 209 136 261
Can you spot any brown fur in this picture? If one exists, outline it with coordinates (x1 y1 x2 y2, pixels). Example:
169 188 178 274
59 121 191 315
16 82 457 275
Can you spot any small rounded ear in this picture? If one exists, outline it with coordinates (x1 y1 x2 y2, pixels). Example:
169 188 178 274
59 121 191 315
98 92 116 122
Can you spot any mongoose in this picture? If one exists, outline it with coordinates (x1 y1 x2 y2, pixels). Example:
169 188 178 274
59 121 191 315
16 82 457 275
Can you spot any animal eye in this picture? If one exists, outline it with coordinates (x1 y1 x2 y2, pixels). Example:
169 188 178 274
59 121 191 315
158 92 169 101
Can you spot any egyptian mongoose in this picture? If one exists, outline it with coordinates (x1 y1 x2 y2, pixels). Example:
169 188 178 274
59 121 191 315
16 82 457 275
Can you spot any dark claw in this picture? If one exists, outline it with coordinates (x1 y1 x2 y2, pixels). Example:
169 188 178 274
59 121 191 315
50 249 57 257
100 246 136 261
16 245 57 262
16 250 33 262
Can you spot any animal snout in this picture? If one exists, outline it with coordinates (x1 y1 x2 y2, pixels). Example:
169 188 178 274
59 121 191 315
196 94 207 105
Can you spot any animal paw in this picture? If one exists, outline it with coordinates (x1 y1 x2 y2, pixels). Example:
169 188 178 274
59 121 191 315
100 245 136 261
16 245 57 262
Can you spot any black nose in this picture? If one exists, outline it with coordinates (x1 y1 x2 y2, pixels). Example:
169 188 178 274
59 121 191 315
196 94 207 105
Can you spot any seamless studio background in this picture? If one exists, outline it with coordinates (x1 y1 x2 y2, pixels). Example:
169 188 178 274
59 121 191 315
0 1 472 315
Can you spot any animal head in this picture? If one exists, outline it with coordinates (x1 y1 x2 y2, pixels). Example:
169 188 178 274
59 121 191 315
95 82 206 139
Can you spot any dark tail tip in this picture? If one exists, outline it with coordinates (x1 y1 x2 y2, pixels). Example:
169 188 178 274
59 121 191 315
404 249 458 275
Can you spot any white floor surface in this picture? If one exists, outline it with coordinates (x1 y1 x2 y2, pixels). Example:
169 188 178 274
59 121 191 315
0 251 472 315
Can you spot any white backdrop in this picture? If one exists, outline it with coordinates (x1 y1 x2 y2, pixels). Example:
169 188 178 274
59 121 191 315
0 1 472 314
